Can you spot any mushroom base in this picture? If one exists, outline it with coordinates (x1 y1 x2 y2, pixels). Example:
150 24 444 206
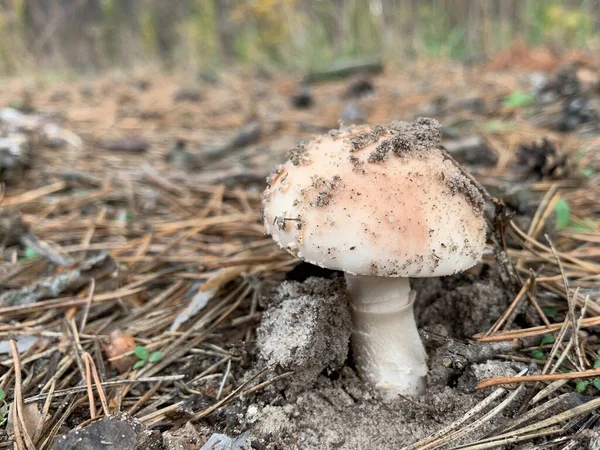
345 274 428 398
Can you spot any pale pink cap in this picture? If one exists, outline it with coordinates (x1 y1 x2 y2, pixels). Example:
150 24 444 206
263 118 487 277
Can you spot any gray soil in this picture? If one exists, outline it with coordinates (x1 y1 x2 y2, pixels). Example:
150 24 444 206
217 264 531 449
257 277 352 393
414 263 512 338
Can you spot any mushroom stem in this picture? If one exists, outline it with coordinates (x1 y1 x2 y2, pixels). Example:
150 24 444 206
345 274 427 397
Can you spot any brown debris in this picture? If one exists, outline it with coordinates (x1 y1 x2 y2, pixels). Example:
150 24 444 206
103 330 137 374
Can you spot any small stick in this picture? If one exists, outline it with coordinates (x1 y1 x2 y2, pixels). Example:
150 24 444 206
547 236 584 371
83 353 109 416
405 384 513 449
525 269 551 328
79 279 95 334
192 367 269 421
544 313 571 375
474 315 600 342
477 368 600 390
216 359 231 400
9 339 36 450
241 371 294 396
0 287 145 316
35 378 55 443
83 351 97 419
491 396 600 440
450 427 562 450
485 277 532 336
128 381 163 416
420 384 526 450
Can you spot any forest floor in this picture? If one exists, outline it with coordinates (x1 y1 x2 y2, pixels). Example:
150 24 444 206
1 47 600 449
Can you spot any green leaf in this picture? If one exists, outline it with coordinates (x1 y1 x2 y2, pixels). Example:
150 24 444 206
594 360 600 369
581 167 596 178
540 334 555 346
569 218 596 231
148 351 163 363
555 198 570 230
576 380 588 393
531 350 545 360
543 307 558 319
593 378 600 390
134 346 149 361
503 91 535 108
133 359 146 370
0 390 4 403
24 247 38 260
483 120 507 132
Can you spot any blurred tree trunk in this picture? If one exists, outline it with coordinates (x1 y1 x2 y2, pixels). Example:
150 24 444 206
215 0 235 62
152 0 185 69
23 0 102 72
114 0 140 66
331 0 346 52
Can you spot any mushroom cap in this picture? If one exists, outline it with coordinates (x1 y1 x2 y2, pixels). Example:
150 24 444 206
262 118 487 277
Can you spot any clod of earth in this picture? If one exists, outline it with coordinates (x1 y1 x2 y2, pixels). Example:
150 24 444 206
257 277 352 390
262 117 488 397
98 136 149 153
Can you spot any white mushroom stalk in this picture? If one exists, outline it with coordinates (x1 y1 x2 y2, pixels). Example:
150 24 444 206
262 118 486 397
345 275 426 396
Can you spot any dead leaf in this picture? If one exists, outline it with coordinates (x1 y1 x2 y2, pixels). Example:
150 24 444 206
104 330 136 373
7 402 43 442
170 265 247 332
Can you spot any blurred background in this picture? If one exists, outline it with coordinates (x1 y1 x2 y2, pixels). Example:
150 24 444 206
0 0 599 75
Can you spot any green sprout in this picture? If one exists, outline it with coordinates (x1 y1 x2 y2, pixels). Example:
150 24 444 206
0 389 7 427
531 350 545 361
554 198 570 230
581 167 596 179
540 334 555 346
543 307 558 319
133 346 163 370
576 380 588 393
503 90 535 109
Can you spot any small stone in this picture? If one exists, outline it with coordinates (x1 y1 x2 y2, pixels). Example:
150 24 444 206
0 133 32 183
199 432 250 450
173 87 202 103
53 413 161 450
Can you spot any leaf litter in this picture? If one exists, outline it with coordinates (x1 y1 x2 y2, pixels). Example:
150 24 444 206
0 56 599 448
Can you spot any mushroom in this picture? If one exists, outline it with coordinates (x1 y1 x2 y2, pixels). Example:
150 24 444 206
262 118 487 397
